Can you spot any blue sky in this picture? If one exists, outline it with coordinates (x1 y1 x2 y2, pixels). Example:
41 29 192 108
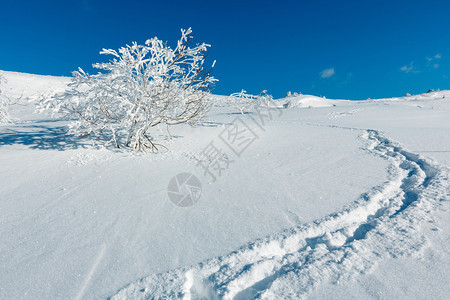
1 0 450 99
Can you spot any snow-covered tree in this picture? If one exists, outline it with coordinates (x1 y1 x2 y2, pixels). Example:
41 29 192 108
227 90 275 114
0 75 13 124
39 28 217 152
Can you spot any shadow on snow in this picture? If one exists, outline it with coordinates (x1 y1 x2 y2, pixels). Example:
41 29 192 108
0 124 89 150
0 118 227 151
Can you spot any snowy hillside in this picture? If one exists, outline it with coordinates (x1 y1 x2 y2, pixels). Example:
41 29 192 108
0 71 449 299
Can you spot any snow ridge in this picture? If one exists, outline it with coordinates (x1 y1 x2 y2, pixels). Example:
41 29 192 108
111 130 449 299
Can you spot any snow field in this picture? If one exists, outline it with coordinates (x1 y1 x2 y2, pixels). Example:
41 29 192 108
0 71 449 299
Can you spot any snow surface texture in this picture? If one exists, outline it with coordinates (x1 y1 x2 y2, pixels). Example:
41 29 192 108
112 130 449 299
0 70 449 299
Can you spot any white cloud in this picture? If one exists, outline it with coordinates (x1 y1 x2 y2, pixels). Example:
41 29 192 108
400 62 414 74
320 68 335 79
425 54 442 69
426 53 442 63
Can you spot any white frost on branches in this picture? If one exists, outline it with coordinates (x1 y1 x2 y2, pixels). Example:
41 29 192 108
39 28 217 152
227 90 275 114
0 75 13 124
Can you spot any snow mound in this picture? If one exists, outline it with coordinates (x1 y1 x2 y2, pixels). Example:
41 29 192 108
281 94 348 108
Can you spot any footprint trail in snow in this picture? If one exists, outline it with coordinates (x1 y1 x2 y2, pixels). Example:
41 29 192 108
112 129 449 299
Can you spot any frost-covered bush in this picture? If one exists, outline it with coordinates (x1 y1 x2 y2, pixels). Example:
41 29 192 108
39 28 217 152
0 75 13 124
285 91 300 97
227 90 275 114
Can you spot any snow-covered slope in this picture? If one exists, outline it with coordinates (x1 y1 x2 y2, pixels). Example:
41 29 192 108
279 91 450 109
0 71 449 299
0 70 69 99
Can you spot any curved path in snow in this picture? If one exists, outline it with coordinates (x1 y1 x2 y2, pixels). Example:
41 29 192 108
111 128 450 299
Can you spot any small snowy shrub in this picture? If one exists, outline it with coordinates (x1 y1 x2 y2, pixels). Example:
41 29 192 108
285 91 300 97
227 90 275 114
40 28 217 152
0 75 12 124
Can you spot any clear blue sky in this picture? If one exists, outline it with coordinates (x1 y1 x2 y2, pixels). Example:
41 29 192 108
1 0 450 99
